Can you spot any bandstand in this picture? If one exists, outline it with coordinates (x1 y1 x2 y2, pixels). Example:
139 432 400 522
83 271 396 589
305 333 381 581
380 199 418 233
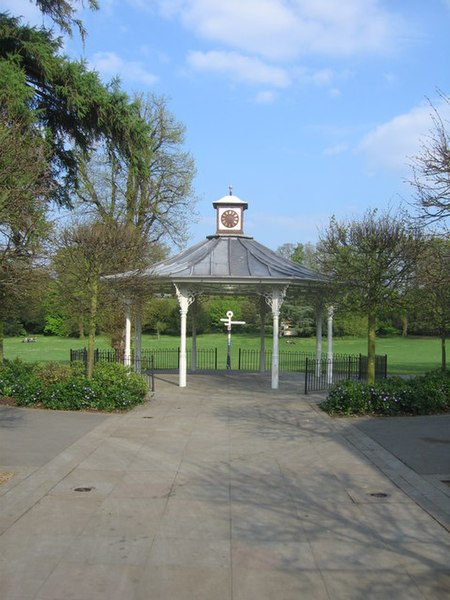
109 191 331 389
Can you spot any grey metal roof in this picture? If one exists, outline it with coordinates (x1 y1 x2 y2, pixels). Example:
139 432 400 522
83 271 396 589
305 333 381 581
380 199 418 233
136 235 326 289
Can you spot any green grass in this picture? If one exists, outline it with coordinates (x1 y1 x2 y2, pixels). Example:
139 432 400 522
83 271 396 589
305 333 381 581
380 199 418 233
3 333 447 375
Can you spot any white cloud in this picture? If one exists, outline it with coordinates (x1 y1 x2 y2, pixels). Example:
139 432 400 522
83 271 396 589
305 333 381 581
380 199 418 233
357 100 450 172
323 143 348 156
255 90 277 104
89 51 158 86
156 0 405 60
187 50 290 87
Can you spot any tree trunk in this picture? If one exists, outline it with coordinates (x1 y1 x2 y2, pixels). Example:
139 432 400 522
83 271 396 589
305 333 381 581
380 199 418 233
86 279 98 379
0 320 4 364
78 316 85 339
367 310 376 385
441 332 447 372
401 314 408 337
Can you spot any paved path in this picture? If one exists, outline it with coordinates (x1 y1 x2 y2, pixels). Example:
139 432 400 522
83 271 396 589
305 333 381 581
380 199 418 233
0 372 449 599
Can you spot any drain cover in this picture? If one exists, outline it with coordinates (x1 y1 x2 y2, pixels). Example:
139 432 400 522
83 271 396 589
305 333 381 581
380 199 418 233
370 492 388 498
74 486 94 492
442 480 450 487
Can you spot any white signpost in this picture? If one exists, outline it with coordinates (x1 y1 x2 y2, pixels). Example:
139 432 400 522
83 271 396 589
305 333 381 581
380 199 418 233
220 310 246 370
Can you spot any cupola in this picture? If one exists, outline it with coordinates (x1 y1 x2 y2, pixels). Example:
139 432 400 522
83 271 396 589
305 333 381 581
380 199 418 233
213 187 248 236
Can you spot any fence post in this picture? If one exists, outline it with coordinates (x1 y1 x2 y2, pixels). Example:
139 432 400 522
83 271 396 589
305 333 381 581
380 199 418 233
150 354 155 392
305 357 309 394
238 348 241 370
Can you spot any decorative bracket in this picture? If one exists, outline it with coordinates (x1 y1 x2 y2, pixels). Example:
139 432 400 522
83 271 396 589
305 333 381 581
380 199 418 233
260 286 288 317
174 285 198 314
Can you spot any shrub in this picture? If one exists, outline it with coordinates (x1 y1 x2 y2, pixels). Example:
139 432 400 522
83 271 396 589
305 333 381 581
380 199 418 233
0 359 148 412
34 362 72 386
320 370 450 416
90 362 149 411
42 377 98 410
0 360 43 405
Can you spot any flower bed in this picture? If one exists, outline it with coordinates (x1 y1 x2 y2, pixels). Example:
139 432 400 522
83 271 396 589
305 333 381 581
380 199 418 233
320 370 450 416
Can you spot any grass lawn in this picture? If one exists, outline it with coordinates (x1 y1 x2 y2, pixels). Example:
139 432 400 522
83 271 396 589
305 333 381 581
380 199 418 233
3 333 446 375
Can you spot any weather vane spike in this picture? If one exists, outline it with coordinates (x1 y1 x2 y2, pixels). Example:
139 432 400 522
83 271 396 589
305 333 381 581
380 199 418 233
229 184 233 196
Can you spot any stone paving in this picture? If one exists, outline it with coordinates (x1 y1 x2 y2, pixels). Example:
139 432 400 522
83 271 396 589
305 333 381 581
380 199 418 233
0 372 449 599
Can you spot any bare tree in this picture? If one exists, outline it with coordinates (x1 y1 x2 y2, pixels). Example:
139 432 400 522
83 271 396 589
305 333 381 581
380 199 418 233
409 96 450 232
75 93 197 248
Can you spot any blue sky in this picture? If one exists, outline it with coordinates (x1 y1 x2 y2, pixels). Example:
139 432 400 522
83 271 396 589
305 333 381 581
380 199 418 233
3 0 450 251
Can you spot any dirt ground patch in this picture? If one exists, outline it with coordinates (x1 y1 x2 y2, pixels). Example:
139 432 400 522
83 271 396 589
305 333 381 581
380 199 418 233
0 472 14 485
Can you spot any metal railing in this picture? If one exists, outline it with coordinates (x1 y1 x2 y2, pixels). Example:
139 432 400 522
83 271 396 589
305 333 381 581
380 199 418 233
70 347 387 395
304 354 388 394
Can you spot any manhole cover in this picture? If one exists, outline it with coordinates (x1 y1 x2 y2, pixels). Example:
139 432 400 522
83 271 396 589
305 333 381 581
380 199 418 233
369 492 388 498
73 486 95 493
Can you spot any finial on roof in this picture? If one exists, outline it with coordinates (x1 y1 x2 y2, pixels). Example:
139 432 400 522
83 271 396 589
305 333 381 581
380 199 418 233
229 185 233 196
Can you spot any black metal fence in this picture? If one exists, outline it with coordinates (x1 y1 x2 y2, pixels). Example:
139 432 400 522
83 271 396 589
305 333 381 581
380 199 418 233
70 347 387 394
304 353 388 394
238 349 317 371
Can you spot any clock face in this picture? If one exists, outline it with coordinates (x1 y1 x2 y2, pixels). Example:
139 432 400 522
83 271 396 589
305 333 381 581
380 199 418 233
220 209 240 228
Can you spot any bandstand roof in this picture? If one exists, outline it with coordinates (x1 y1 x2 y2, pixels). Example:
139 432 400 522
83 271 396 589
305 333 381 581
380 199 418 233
107 192 327 295
145 235 325 294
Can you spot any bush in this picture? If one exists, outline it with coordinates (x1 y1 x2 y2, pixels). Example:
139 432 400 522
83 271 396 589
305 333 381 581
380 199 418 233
0 360 43 405
320 370 450 416
0 359 148 412
34 362 72 386
90 362 149 411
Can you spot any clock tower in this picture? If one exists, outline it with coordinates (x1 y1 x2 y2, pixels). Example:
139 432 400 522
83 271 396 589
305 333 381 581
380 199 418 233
213 188 248 236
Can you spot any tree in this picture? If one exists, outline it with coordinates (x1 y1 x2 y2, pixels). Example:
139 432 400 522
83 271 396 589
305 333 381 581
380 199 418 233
54 221 148 377
75 94 196 247
275 241 318 269
276 243 303 262
71 93 196 347
275 242 321 335
317 209 423 384
415 237 450 371
0 110 51 361
33 0 99 40
409 96 450 231
0 13 148 206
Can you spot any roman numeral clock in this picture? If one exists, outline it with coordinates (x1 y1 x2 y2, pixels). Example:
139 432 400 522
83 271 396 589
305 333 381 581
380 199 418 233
214 188 248 235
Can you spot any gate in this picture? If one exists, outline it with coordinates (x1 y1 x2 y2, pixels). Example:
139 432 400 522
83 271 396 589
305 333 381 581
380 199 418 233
304 354 387 394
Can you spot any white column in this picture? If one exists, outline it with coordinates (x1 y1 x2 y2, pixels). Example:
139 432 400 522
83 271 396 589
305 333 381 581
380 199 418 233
191 300 197 372
124 300 132 368
259 297 266 372
134 301 142 374
315 309 323 377
326 305 334 384
175 285 195 388
264 287 287 390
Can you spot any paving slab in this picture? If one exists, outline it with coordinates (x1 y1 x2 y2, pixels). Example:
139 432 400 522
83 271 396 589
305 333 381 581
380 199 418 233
0 372 449 599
